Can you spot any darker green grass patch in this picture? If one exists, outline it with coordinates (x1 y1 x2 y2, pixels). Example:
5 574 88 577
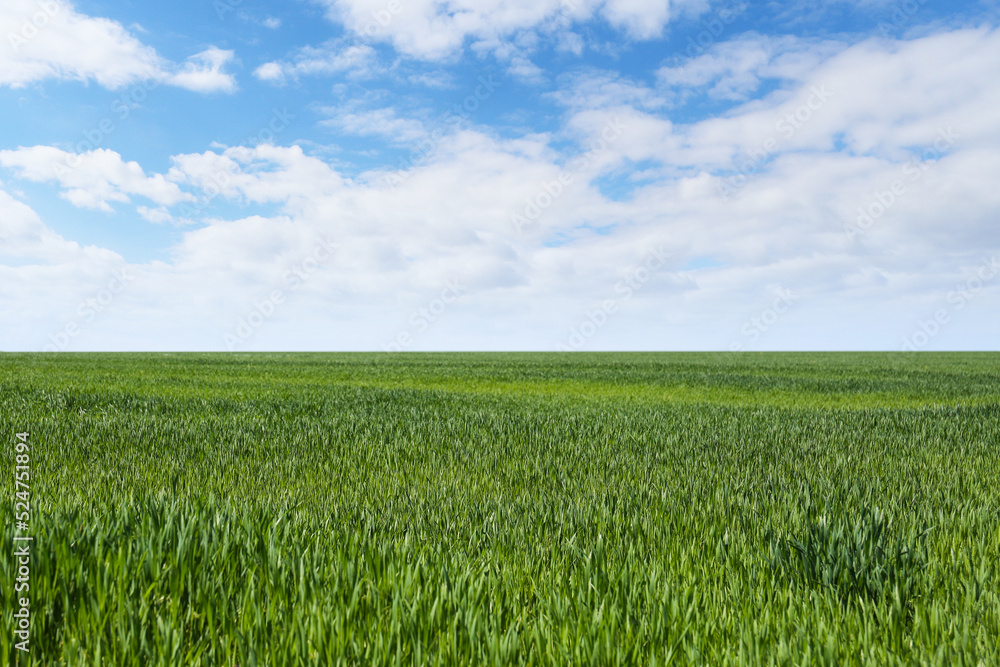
765 508 931 624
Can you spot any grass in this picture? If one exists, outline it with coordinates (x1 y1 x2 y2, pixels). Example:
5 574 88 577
1 352 998 665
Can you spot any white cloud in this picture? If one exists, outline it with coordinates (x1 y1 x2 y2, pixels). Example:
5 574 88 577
171 28 1000 349
167 144 348 207
0 186 134 352
600 0 671 39
555 31 585 55
506 54 547 84
551 70 666 111
0 147 195 212
166 48 237 94
254 62 285 82
407 71 455 88
136 205 177 225
319 0 684 61
0 188 119 264
657 34 845 102
0 0 236 92
254 42 380 83
319 107 429 144
3 27 1000 351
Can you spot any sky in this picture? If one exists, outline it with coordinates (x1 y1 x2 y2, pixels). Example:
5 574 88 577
1 0 999 352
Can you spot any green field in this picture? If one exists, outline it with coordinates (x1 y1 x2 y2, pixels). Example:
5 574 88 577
1 353 998 665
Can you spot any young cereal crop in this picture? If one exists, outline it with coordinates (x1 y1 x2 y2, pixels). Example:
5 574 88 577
0 352 998 665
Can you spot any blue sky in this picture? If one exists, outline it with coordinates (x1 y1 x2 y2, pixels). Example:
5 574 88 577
1 0 999 351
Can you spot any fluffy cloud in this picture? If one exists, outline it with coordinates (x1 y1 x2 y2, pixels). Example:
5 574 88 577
3 27 1000 351
600 0 672 39
0 186 137 351
0 188 119 264
0 147 195 212
254 43 380 82
172 27 1000 349
657 34 844 101
318 0 698 61
0 1 236 92
318 106 429 144
255 0 703 83
167 144 347 207
167 48 238 94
